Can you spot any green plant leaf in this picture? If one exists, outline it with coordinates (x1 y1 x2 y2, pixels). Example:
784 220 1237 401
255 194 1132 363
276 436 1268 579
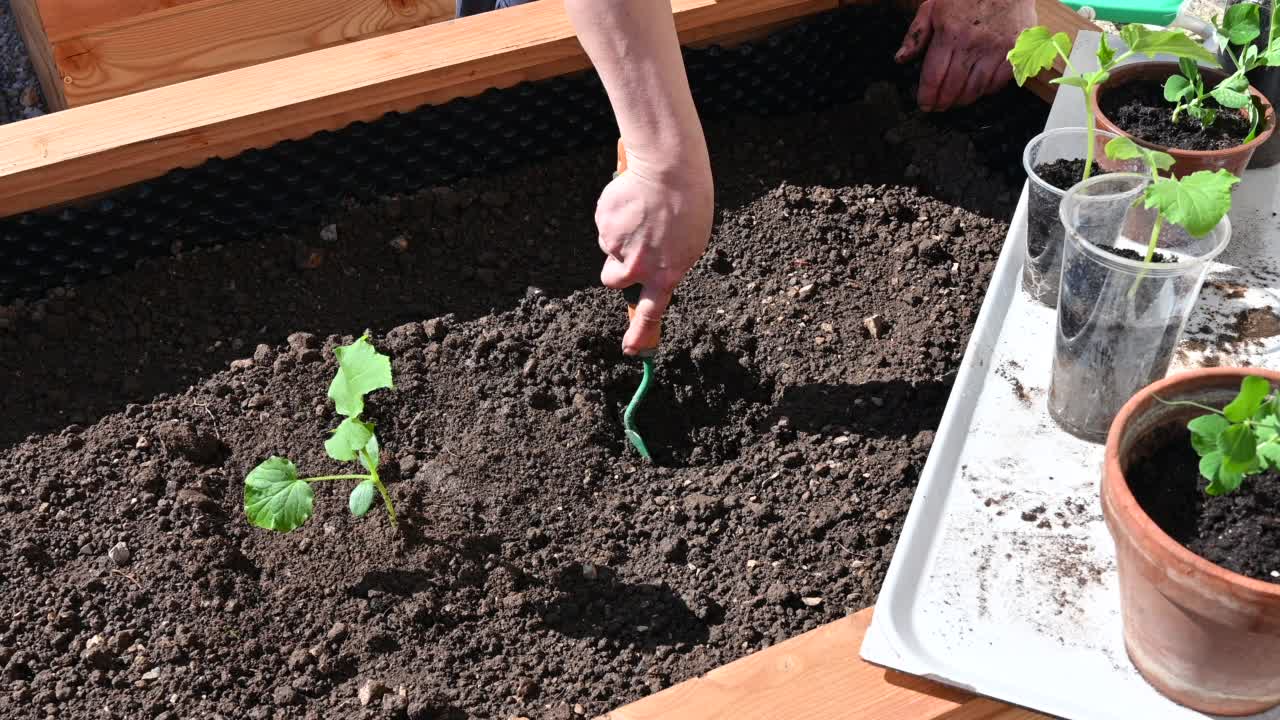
1211 84 1252 109
359 433 380 473
1242 43 1261 70
1008 27 1070 86
1216 464 1247 494
1224 376 1272 422
1200 449 1224 482
1097 33 1116 68
1188 413 1231 456
1123 26 1219 66
244 457 314 532
1143 170 1240 237
1219 424 1258 465
1258 441 1280 469
348 480 377 517
324 417 375 462
1084 69 1112 87
1105 136 1175 172
1221 2 1262 47
328 335 394 418
1165 74 1194 102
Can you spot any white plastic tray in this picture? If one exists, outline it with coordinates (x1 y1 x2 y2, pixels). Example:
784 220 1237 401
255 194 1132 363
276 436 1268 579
861 33 1280 720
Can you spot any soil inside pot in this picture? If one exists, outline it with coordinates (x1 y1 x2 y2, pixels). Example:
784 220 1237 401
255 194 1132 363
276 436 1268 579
1023 160 1108 306
1100 79 1252 152
1100 246 1173 263
1127 427 1280 584
0 42 1044 720
1034 159 1101 192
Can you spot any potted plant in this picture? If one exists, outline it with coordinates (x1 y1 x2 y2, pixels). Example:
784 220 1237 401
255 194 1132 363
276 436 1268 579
1220 0 1280 167
1093 3 1279 177
1008 26 1213 306
1103 369 1280 715
1048 139 1237 442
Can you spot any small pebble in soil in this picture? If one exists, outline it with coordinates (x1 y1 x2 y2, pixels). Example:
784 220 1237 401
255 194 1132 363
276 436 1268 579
107 542 130 566
358 680 388 706
863 314 888 339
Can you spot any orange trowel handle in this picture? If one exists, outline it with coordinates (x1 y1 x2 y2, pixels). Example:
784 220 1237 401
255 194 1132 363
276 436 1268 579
615 139 661 354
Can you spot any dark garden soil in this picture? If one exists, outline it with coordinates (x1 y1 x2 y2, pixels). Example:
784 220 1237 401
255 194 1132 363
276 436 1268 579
1100 79 1252 152
1034 159 1094 192
1128 429 1280 584
0 71 1043 720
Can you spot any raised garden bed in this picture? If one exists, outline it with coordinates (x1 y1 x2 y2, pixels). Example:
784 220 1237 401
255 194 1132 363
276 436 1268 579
0 50 1045 719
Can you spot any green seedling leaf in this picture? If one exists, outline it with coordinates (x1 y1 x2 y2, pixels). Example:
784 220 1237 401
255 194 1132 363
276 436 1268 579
1097 33 1115 68
1221 2 1262 47
245 457 314 532
1165 74 1194 102
1008 27 1070 86
349 480 377 517
1220 424 1258 466
328 335 394 418
1224 376 1272 422
1144 170 1240 237
1188 413 1230 455
359 433 380 473
1122 26 1219 66
1259 440 1280 469
1211 85 1252 110
325 417 375 462
1106 136 1176 172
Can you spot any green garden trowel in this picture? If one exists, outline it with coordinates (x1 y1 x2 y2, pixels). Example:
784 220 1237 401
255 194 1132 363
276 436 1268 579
615 140 659 462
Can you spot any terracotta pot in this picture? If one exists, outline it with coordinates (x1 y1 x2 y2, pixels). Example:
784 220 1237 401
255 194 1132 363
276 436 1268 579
1220 0 1280 168
1091 62 1277 177
1104 368 1280 715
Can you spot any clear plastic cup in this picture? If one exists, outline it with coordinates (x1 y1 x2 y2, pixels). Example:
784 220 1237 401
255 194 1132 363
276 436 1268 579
1023 128 1143 307
1049 173 1231 442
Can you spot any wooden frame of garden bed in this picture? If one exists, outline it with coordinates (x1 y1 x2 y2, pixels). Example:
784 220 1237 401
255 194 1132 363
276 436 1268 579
605 608 1050 719
0 0 1092 219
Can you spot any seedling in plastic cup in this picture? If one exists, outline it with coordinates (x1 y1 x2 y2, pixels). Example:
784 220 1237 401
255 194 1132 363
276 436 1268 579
243 334 398 532
1104 136 1238 295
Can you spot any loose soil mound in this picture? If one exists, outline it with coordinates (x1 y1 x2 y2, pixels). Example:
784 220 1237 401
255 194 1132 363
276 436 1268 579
0 78 1043 718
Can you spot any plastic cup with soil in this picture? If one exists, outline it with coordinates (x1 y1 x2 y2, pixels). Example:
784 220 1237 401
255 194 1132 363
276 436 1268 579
1093 61 1276 177
1220 0 1280 168
1049 173 1231 443
1104 368 1280 715
1023 127 1142 307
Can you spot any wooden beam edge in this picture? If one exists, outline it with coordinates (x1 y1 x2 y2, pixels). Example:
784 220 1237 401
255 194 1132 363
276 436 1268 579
0 0 1095 218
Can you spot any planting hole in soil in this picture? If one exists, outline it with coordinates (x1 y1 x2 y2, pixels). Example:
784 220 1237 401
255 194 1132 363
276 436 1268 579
0 28 1044 720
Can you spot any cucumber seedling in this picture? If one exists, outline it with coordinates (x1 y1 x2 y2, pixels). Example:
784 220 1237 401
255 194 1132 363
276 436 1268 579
1165 2 1280 141
1008 24 1217 182
1157 375 1280 495
243 335 398 532
1104 136 1238 294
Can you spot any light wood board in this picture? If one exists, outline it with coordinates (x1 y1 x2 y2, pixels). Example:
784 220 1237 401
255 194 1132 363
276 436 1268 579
0 0 1094 218
604 608 1053 720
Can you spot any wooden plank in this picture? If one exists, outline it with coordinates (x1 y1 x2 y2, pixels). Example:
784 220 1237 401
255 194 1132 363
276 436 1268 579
0 0 842 217
52 0 455 107
9 0 67 110
605 608 1053 720
33 0 209 42
0 0 1093 218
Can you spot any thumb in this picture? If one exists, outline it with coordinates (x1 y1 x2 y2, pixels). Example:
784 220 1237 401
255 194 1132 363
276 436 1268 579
896 0 934 64
624 286 670 357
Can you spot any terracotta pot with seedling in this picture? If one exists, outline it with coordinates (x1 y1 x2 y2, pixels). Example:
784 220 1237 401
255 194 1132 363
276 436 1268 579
1093 2 1279 177
1104 369 1280 715
1048 138 1236 442
1007 26 1212 306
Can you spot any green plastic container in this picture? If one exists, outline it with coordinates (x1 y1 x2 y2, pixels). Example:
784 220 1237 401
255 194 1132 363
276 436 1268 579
1060 0 1184 25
